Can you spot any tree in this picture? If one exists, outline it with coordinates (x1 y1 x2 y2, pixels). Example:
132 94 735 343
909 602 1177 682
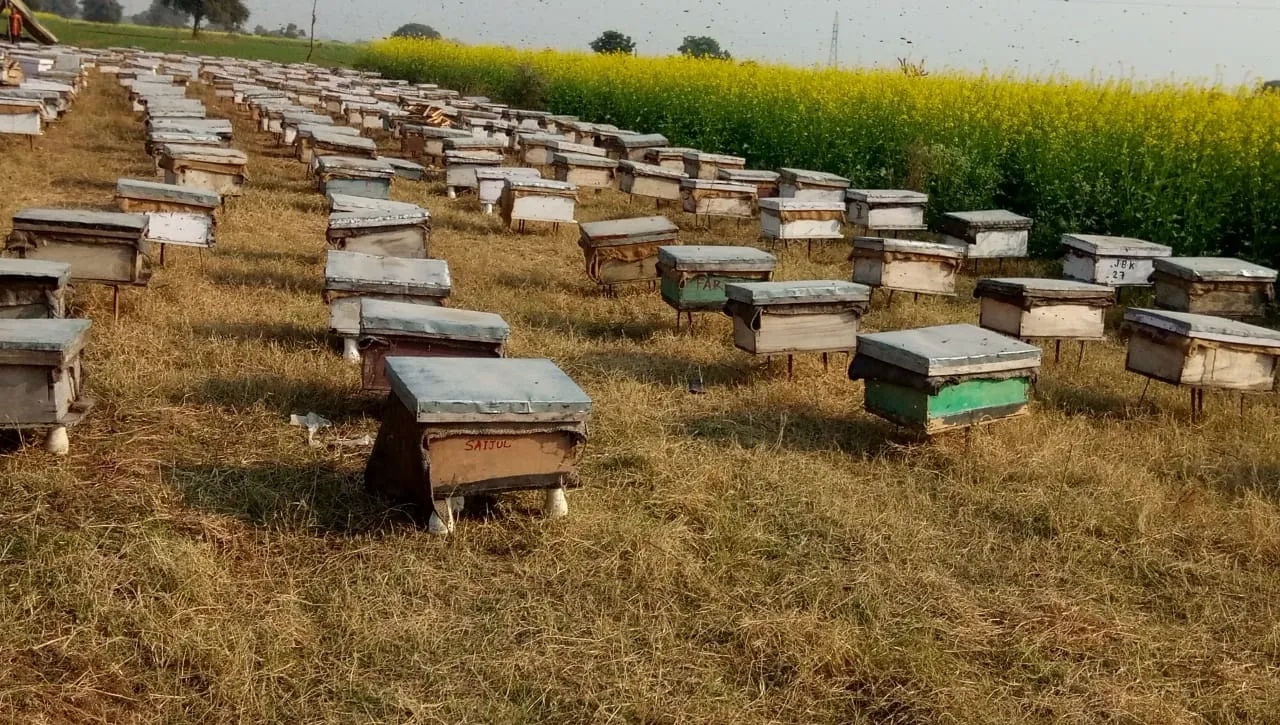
589 30 635 55
678 35 731 60
31 0 79 18
132 0 188 27
160 0 250 37
391 23 441 40
80 0 122 23
254 22 305 39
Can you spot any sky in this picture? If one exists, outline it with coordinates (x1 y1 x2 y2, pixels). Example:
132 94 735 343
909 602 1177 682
121 0 1279 83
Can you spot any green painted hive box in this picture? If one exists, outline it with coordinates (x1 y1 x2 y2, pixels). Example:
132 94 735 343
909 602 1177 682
657 245 776 312
849 323 1042 434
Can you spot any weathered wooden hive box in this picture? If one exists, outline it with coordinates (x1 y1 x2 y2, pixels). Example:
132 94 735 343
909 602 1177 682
683 151 746 180
149 117 233 142
545 114 579 136
263 103 310 134
326 205 430 258
779 168 851 202
520 133 571 166
385 158 426 182
0 259 71 319
0 318 92 446
725 280 871 356
759 198 846 241
681 179 756 219
158 144 248 197
600 132 668 162
850 324 1042 434
443 150 504 194
0 97 44 136
974 278 1115 340
404 125 470 164
658 245 777 312
547 139 606 160
479 118 517 146
851 237 965 297
146 130 225 168
1151 257 1276 318
1061 234 1172 287
324 251 450 358
645 147 699 171
313 156 396 200
512 109 551 130
718 168 780 200
564 120 614 145
308 128 377 163
358 299 510 392
553 152 618 189
940 210 1032 260
1124 308 1280 392
443 135 507 158
115 178 220 249
500 178 578 228
617 160 686 201
579 216 679 288
280 112 332 146
364 357 592 533
6 209 152 287
476 167 542 213
846 189 928 232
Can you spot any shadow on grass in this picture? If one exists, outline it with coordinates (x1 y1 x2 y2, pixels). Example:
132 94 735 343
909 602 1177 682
54 177 124 195
571 349 752 388
1034 376 1155 420
186 374 375 422
676 403 910 459
523 311 664 343
207 267 323 294
496 269 588 296
189 321 327 349
224 247 321 265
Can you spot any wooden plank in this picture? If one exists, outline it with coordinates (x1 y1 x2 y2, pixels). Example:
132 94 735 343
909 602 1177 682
427 431 577 488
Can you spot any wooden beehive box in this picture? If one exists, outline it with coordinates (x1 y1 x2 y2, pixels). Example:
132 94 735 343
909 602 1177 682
600 132 668 161
309 128 377 162
443 135 507 158
1124 308 1280 392
314 156 396 200
681 179 756 219
443 150 504 195
357 298 510 392
281 112 332 146
520 133 571 166
579 216 679 289
846 189 928 232
149 117 233 142
553 152 618 189
476 167 542 214
778 168 851 202
657 245 777 313
617 160 686 202
851 237 965 297
158 144 248 197
364 357 592 534
324 251 450 361
974 278 1115 340
718 169 780 200
758 198 846 241
0 97 44 137
326 205 430 259
850 324 1042 434
0 259 70 319
6 209 152 287
683 151 746 180
725 280 871 356
940 210 1032 260
548 139 607 160
499 178 577 229
0 318 92 453
1061 234 1172 287
115 178 220 250
407 125 471 164
645 147 699 171
1151 257 1277 318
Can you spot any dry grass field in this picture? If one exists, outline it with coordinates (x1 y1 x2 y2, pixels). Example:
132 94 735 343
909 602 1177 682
1 76 1279 724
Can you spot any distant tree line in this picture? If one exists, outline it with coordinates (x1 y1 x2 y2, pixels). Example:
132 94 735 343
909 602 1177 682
589 30 732 60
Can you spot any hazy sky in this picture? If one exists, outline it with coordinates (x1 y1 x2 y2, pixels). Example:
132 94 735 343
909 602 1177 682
122 0 1278 83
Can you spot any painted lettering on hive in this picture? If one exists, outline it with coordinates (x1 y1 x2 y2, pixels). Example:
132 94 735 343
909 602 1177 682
464 439 514 452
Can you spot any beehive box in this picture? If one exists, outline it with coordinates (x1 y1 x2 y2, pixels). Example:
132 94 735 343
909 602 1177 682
681 179 756 219
406 125 471 164
6 209 152 287
364 357 592 534
500 178 577 229
718 169 781 200
326 206 430 259
683 151 747 180
280 112 332 146
851 237 965 297
358 299 510 392
725 280 871 356
476 167 541 213
974 278 1115 340
311 128 378 162
157 144 248 197
579 216 679 288
778 168 851 202
658 245 777 312
846 189 928 232
294 124 359 163
940 210 1032 260
0 97 44 136
1151 257 1277 318
850 324 1042 434
547 139 607 159
1061 234 1172 287
758 198 846 241
0 318 92 454
520 133 571 166
600 132 668 162
0 259 70 319
552 152 618 189
443 135 507 157
1124 308 1280 392
645 147 699 171
115 178 220 249
324 251 450 361
617 160 685 202
314 156 396 200
444 150 503 195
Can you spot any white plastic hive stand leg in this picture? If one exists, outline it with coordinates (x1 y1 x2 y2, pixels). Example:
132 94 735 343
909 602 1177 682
428 498 455 535
447 187 458 200
45 426 69 456
342 337 360 364
448 495 466 516
543 487 569 519
482 203 494 215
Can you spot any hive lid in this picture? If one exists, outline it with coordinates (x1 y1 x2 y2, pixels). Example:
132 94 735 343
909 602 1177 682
386 357 592 423
281 111 331 126
324 251 450 296
160 144 248 164
1061 233 1172 258
553 152 618 168
757 198 846 213
852 236 967 259
0 258 71 285
13 208 149 234
409 126 472 139
579 216 679 246
846 189 928 205
150 118 232 134
680 179 755 193
942 210 1033 231
0 318 91 359
779 168 851 186
975 277 1116 301
475 167 543 182
314 155 396 177
725 280 872 306
1152 257 1278 283
505 177 577 193
385 158 426 177
617 160 686 179
311 129 376 151
683 151 746 165
298 124 360 139
520 133 569 146
443 136 505 150
147 131 224 146
718 168 781 182
444 150 503 164
647 146 699 158
548 140 607 157
328 206 428 230
326 194 423 214
658 245 776 272
1124 308 1280 348
115 178 221 209
360 299 509 343
856 323 1042 377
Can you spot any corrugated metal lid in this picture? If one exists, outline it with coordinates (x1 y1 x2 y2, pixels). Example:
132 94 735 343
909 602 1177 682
1152 257 1278 282
14 208 149 233
505 178 577 193
326 194 423 214
160 144 248 164
758 198 846 212
779 168 850 185
580 216 679 244
975 277 1116 299
325 251 450 295
1125 308 1280 347
658 245 776 271
846 189 928 205
361 299 509 342
328 207 428 229
857 323 1042 376
475 167 542 181
1061 233 1172 257
943 210 1033 230
725 280 871 305
115 178 221 208
0 258 71 284
387 357 592 422
852 236 966 258
0 318 90 356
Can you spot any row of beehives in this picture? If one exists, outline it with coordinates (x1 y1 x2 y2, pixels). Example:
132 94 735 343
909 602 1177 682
0 42 87 141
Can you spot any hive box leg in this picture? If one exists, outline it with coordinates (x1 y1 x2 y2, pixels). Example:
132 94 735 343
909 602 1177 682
543 487 569 519
45 426 69 456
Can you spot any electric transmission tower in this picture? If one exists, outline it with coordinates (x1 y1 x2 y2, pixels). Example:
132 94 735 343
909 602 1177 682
828 11 839 67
